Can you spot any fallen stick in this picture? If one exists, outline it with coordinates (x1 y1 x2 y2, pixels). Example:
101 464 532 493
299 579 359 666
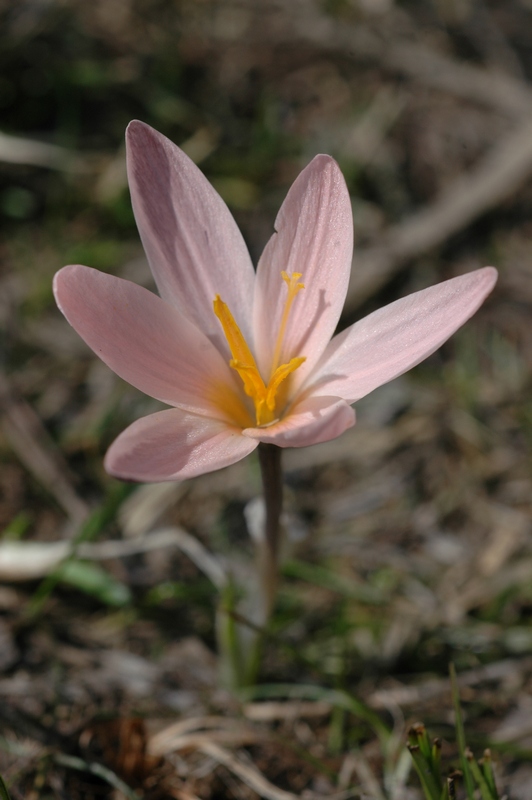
346 114 532 308
383 40 532 119
211 2 532 119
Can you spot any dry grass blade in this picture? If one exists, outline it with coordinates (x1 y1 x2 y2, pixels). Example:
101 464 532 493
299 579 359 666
197 741 301 800
0 371 89 526
0 540 70 581
0 131 85 171
173 790 203 800
119 483 185 538
153 730 262 753
243 700 332 722
0 527 226 585
148 527 227 589
148 717 259 758
367 657 532 709
345 752 386 800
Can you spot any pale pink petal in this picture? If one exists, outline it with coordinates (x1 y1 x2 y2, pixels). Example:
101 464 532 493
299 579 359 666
253 155 353 387
306 267 498 403
105 409 257 482
126 121 255 354
54 265 242 420
243 395 355 447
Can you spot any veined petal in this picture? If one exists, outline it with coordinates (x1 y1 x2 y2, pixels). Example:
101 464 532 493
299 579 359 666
243 395 355 448
253 155 353 386
105 409 257 482
54 265 244 420
307 267 498 403
126 121 256 354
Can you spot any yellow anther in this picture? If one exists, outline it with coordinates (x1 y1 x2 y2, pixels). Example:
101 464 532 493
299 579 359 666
266 357 306 411
213 272 306 427
281 271 305 293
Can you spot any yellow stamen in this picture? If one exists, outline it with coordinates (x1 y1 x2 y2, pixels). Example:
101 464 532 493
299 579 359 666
213 273 306 427
213 295 261 399
265 357 306 411
270 272 305 376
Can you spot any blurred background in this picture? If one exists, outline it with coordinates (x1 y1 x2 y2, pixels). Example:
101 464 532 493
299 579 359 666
1 0 532 797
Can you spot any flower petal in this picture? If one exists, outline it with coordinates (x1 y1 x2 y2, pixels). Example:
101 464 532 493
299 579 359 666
253 155 353 386
105 409 257 482
243 395 355 448
307 267 498 403
126 120 256 352
54 264 244 420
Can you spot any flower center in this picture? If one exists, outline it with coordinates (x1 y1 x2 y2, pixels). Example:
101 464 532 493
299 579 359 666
213 272 306 427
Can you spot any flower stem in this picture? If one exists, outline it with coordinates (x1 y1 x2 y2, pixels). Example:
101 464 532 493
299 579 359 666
258 443 283 560
257 442 283 620
217 443 283 689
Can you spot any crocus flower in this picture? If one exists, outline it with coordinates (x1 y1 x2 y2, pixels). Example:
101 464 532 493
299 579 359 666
54 121 497 482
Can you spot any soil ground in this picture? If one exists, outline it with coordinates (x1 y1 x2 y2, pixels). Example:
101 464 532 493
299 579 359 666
1 2 532 797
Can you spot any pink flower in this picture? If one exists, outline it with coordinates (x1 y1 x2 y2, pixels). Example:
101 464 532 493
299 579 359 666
54 121 497 482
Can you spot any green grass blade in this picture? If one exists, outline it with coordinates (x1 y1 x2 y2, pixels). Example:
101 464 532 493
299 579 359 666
0 774 12 800
481 750 498 796
467 749 498 800
408 745 442 800
54 753 138 800
449 663 476 799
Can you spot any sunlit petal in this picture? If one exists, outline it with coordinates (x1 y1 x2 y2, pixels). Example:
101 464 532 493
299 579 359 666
126 120 256 356
243 395 355 447
54 264 242 420
253 155 353 387
307 267 497 403
105 409 257 482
